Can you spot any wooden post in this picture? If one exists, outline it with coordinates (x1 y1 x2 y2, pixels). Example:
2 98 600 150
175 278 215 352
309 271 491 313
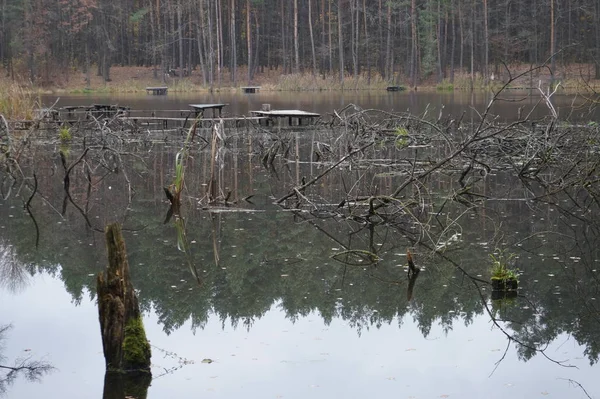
97 223 151 374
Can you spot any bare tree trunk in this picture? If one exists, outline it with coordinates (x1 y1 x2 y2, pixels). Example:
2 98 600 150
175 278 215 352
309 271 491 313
0 0 5 66
459 0 464 71
483 0 489 82
169 2 176 72
352 0 359 79
281 0 287 73
450 0 456 83
328 0 333 74
197 1 207 85
410 0 418 86
188 8 193 75
504 0 510 62
596 0 600 79
385 2 392 79
177 0 184 79
216 0 223 88
294 0 299 73
321 0 326 74
150 0 157 79
206 0 214 87
378 0 384 77
338 0 344 86
436 0 443 83
230 0 237 84
470 0 475 89
97 223 151 374
157 0 167 82
246 0 252 83
550 0 556 72
363 0 370 84
308 0 317 76
253 10 260 76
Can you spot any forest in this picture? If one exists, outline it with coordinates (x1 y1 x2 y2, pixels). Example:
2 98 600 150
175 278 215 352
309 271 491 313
1 0 599 88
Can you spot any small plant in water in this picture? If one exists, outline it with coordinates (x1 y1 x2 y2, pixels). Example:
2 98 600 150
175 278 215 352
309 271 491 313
489 249 519 291
59 126 72 142
394 127 409 148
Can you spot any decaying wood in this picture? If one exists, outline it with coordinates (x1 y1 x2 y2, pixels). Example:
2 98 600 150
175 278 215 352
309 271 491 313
406 249 419 275
97 223 151 373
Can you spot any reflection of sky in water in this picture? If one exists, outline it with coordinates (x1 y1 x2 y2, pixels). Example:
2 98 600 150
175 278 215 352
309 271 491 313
2 272 597 399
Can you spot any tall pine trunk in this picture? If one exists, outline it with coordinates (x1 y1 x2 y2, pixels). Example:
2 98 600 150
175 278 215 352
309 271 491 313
230 0 237 84
247 0 252 83
338 0 344 86
294 0 300 73
308 0 317 76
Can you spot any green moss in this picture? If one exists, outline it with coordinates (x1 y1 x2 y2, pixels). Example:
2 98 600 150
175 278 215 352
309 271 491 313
122 317 151 371
59 126 72 142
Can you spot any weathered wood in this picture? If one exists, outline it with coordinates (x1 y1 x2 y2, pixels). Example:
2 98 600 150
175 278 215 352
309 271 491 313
145 86 168 95
188 103 228 118
241 86 261 93
97 223 151 374
119 116 266 129
406 249 420 301
250 109 320 126
102 368 151 399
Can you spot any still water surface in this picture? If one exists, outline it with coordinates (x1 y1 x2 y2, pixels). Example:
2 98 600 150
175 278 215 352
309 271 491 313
42 89 591 121
1 92 598 398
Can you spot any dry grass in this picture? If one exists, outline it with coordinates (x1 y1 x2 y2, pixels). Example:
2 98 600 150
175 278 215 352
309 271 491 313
0 83 38 120
2 63 600 95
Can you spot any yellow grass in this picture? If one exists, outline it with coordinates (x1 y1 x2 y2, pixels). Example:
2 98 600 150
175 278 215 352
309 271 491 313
0 83 38 120
3 63 600 96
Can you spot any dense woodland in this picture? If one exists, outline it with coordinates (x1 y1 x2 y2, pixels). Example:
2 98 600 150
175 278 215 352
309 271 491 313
1 0 600 87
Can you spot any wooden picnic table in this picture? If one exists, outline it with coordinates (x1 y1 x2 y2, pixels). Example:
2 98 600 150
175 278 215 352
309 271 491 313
146 86 168 95
60 104 130 118
189 103 228 118
241 86 261 93
250 109 320 126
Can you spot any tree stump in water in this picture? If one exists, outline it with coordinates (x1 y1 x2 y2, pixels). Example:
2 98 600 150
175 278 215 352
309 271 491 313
97 223 151 374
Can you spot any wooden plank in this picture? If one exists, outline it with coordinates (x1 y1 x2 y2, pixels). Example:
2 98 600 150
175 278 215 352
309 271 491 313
120 116 265 122
250 109 320 117
250 109 320 126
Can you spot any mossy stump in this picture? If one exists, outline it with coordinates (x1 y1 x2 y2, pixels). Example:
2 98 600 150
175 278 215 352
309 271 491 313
491 278 518 292
97 223 151 374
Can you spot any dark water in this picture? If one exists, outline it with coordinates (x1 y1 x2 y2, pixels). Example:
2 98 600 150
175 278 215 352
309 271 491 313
42 89 592 122
1 93 599 398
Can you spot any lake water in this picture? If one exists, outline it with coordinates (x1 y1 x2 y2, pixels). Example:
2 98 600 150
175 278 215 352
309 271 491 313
42 89 592 121
1 91 599 398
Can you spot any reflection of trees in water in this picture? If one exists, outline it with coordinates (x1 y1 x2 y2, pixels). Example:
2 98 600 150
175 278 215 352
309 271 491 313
0 324 54 396
0 127 599 367
0 241 29 293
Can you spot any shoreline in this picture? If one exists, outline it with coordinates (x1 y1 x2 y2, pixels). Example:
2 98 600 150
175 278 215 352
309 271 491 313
2 65 598 96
